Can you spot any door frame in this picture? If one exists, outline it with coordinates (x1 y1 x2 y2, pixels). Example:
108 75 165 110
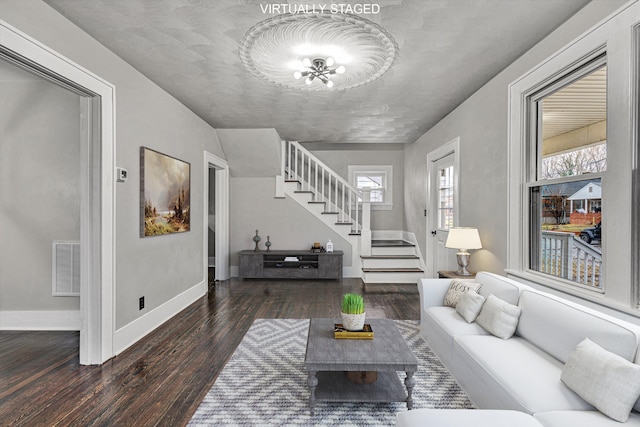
1 20 116 364
426 137 460 277
203 151 230 287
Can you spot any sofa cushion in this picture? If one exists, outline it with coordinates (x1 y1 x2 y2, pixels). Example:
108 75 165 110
443 279 482 307
452 334 594 413
476 295 522 339
456 291 486 323
534 411 640 427
475 272 529 305
561 338 640 422
397 409 544 427
516 290 640 364
421 306 489 363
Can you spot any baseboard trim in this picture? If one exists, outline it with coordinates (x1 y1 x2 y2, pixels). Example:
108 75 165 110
0 310 81 330
113 281 205 355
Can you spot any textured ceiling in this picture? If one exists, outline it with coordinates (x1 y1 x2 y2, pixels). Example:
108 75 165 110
43 0 591 144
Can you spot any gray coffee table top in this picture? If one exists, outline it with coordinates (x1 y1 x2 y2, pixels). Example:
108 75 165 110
304 318 418 372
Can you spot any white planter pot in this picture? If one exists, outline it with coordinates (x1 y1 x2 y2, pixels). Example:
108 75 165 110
341 311 366 331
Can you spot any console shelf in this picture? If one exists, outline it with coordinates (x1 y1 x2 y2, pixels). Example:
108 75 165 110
239 250 343 280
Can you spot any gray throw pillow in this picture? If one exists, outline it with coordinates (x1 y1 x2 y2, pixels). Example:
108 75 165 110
476 294 521 339
455 291 486 323
442 279 481 308
561 338 640 422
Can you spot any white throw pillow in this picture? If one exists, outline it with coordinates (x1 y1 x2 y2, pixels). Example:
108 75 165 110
561 338 640 422
442 279 481 308
455 291 486 323
476 294 521 339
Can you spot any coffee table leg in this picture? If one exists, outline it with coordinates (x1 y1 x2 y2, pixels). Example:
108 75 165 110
307 370 318 415
405 371 416 410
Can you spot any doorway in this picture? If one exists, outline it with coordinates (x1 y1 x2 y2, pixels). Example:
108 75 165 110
0 57 83 327
1 22 116 364
204 152 230 287
426 138 460 277
208 167 216 288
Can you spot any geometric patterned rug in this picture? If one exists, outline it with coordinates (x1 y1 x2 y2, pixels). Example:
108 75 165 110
188 319 474 426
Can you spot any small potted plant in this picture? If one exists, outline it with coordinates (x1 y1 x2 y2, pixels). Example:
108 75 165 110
341 293 366 331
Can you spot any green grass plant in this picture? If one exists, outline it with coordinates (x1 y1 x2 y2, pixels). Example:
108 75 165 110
342 293 365 314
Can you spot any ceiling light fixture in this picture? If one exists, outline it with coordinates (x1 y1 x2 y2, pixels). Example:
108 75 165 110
293 57 345 88
239 13 398 91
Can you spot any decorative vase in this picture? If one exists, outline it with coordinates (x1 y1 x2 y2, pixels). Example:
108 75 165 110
341 311 366 331
265 236 271 252
252 229 261 251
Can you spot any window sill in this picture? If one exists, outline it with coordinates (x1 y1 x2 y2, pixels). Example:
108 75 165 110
370 203 392 211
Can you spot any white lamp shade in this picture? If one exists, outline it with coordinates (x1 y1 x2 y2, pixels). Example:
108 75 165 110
445 227 482 250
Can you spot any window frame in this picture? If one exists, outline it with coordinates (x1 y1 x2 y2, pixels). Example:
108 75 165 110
507 2 640 316
348 165 393 210
525 56 607 293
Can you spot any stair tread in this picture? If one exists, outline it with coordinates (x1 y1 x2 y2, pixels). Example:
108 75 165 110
372 240 415 247
349 232 361 236
294 190 313 194
335 222 353 225
322 211 339 214
361 255 419 259
308 201 325 204
362 267 424 273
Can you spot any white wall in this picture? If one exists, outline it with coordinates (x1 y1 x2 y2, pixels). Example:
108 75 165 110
1 0 225 331
403 0 628 275
0 61 81 312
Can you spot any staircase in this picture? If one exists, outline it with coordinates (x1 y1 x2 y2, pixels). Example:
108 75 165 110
362 240 424 284
277 141 424 284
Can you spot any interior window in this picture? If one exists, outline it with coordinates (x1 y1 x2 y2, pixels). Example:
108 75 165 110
348 164 393 209
355 172 385 203
528 62 606 290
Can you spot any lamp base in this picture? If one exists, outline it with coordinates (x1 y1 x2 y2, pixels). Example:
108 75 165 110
455 251 472 276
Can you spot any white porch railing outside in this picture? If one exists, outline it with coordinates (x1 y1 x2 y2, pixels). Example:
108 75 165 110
281 141 371 255
540 231 602 288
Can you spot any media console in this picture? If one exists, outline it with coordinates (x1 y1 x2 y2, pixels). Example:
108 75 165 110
238 250 343 280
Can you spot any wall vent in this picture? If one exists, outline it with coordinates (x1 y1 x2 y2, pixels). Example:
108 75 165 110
52 241 80 296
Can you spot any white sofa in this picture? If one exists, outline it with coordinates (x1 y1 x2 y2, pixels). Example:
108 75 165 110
398 272 640 426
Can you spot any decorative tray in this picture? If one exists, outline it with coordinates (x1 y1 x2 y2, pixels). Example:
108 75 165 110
334 323 374 340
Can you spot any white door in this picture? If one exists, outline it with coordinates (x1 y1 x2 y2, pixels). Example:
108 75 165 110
427 139 459 277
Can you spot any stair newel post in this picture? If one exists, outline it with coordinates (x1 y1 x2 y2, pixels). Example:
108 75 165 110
360 188 372 256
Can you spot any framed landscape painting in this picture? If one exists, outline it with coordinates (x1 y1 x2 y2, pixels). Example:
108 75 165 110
140 147 191 237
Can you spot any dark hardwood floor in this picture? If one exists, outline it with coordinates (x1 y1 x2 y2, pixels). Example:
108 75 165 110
0 277 419 426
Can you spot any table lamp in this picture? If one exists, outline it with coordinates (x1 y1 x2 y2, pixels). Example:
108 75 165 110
445 227 482 276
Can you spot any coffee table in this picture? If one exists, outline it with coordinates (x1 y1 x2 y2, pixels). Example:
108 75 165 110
304 318 418 415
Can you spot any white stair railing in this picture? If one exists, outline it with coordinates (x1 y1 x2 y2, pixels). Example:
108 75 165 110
540 231 602 288
281 141 370 243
